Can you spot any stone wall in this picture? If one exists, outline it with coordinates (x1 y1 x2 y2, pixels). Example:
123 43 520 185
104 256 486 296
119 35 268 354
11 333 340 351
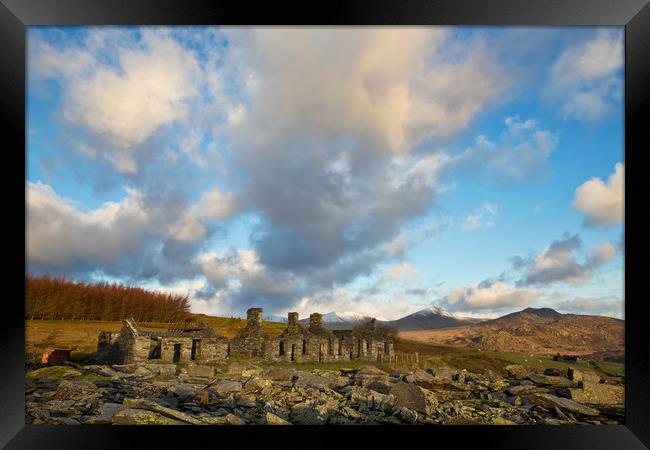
98 318 229 365
97 308 393 366
111 321 151 364
144 336 229 364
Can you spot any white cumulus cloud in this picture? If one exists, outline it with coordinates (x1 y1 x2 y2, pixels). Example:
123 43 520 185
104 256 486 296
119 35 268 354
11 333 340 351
443 280 541 312
573 163 624 227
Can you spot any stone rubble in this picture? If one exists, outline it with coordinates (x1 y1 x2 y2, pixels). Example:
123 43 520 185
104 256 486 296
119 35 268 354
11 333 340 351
25 362 624 425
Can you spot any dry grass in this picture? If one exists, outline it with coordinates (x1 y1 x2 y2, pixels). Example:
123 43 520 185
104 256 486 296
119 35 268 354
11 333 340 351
25 319 624 380
25 315 287 362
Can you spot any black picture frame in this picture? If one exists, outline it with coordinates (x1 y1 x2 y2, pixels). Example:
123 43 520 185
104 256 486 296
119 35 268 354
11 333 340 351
2 0 648 448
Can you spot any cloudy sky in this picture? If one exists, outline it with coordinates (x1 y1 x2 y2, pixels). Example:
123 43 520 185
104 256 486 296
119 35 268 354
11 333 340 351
26 26 624 320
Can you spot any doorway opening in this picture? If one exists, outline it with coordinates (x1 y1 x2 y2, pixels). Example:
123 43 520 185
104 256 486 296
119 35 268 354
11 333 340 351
148 339 161 359
191 339 201 360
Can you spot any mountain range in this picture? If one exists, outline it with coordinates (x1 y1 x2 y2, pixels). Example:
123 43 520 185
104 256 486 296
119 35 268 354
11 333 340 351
399 307 624 360
296 306 483 331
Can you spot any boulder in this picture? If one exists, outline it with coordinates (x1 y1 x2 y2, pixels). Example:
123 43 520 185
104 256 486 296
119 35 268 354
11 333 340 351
357 373 390 389
567 367 601 384
504 364 527 380
389 382 427 414
290 401 336 425
403 369 436 388
294 371 348 390
187 363 214 379
543 368 561 377
568 382 624 405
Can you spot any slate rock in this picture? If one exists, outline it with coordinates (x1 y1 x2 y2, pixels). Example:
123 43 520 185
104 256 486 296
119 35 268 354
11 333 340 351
527 373 573 388
389 382 427 414
112 408 187 425
530 393 600 417
264 412 291 425
214 380 243 394
568 382 624 405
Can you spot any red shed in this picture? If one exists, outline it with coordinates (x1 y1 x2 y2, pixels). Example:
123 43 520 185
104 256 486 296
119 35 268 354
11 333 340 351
41 347 72 365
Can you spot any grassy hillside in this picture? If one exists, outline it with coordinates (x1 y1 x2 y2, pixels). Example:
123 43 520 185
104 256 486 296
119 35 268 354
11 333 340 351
25 314 287 362
25 317 623 381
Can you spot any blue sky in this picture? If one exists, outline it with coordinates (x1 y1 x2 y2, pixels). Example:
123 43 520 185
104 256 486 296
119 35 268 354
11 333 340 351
26 26 624 320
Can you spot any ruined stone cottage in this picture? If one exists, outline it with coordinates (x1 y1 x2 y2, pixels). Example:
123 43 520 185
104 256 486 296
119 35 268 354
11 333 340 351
98 307 394 365
97 318 229 365
229 307 272 357
230 307 394 363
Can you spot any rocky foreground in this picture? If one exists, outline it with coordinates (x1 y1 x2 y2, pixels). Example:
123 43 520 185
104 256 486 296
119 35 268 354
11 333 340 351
25 362 624 425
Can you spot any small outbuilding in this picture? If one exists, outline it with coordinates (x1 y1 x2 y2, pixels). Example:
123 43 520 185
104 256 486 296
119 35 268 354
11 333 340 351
40 347 72 365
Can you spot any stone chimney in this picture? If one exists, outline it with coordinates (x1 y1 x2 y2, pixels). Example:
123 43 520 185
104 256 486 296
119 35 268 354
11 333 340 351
287 312 299 332
246 307 263 328
309 313 324 332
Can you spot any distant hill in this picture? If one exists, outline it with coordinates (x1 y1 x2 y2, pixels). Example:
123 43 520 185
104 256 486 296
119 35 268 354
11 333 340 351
399 307 624 359
380 307 483 331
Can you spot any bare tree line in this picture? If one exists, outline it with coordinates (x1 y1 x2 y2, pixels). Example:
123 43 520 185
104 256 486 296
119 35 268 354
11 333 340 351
26 274 191 323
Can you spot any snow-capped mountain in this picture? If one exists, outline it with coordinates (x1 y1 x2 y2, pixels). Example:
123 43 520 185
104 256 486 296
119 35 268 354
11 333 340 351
382 307 483 331
294 307 482 331
323 311 378 322
298 311 376 330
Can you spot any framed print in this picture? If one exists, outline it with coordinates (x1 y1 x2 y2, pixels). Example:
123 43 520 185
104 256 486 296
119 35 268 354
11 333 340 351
2 0 648 448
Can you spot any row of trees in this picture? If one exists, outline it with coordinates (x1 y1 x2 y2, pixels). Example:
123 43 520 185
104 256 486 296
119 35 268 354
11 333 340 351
26 274 191 322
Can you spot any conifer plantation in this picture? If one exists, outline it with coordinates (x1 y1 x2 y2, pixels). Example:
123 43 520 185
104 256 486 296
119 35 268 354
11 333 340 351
25 275 191 322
